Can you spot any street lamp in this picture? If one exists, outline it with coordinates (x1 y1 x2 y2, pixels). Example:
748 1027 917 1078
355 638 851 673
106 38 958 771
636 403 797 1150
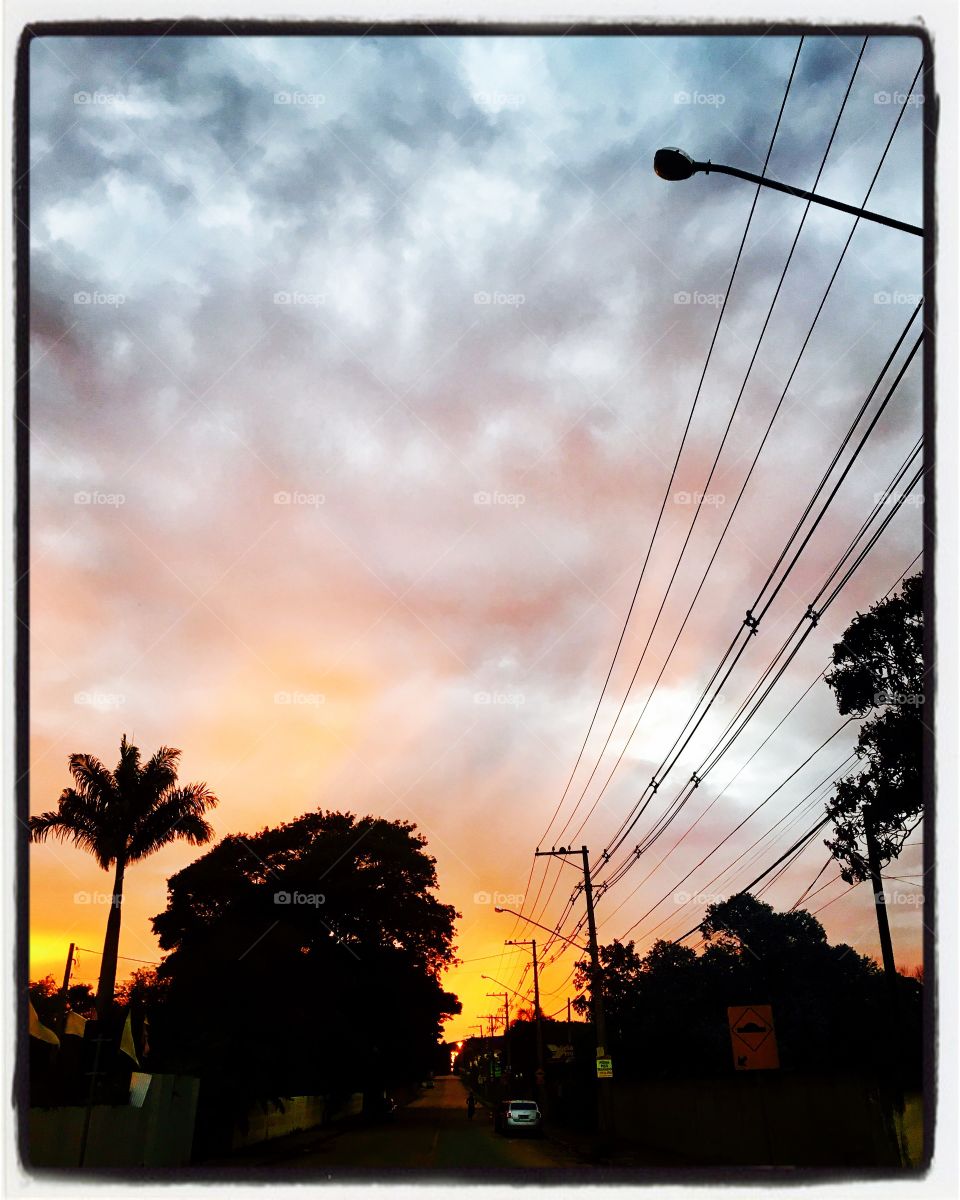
480 973 532 1004
493 906 588 952
653 146 922 237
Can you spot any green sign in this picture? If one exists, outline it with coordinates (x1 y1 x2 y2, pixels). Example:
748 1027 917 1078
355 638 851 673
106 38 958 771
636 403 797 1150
596 1057 613 1079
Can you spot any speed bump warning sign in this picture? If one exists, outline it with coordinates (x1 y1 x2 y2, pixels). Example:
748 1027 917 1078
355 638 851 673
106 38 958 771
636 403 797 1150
727 1004 779 1071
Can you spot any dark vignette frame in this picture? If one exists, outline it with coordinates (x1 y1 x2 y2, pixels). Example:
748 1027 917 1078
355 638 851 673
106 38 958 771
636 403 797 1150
12 16 937 1187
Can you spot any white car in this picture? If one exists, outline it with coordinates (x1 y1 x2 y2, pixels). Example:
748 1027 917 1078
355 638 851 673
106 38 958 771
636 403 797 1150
495 1099 542 1136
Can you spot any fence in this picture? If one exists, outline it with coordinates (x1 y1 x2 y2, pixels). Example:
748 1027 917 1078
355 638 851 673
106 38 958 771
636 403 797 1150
28 1073 200 1169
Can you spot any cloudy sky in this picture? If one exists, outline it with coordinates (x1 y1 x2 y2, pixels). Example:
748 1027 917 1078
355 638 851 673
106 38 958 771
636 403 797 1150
27 29 925 1036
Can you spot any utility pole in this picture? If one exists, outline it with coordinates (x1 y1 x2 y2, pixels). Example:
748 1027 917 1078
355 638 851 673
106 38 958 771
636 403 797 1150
536 845 614 1136
865 814 907 1162
865 817 898 983
58 943 75 1038
486 991 510 1074
505 937 545 1102
472 1024 485 1092
480 1014 498 1084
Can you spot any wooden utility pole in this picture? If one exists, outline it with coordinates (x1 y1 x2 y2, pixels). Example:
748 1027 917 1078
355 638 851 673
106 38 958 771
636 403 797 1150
865 814 908 1163
58 942 75 1038
865 817 898 983
536 845 614 1136
505 938 545 1099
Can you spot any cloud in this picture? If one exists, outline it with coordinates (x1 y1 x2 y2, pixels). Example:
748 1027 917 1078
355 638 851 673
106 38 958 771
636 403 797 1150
26 31 925 1022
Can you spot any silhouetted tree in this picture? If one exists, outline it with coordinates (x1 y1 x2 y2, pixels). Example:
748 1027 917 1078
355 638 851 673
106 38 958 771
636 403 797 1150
28 975 96 1024
569 894 919 1081
148 810 460 1152
824 573 924 881
29 736 217 1017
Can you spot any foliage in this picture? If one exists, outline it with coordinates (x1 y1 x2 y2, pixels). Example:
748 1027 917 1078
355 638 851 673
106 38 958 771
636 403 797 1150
28 735 218 1013
146 810 460 1143
824 573 924 881
28 975 96 1024
571 893 920 1081
28 735 217 870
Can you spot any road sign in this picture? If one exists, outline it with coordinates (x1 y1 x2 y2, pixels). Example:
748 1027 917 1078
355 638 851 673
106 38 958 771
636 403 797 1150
596 1056 613 1079
728 1004 779 1070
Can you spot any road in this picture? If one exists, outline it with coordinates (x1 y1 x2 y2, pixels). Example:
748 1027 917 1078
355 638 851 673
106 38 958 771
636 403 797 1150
250 1075 583 1171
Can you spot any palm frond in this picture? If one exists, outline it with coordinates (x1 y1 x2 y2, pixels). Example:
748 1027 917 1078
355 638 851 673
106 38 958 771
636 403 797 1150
68 753 117 806
28 790 115 868
137 746 182 814
114 735 142 801
126 783 217 862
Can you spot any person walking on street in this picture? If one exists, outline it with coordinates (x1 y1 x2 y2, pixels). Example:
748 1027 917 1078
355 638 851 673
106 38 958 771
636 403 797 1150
467 1093 476 1121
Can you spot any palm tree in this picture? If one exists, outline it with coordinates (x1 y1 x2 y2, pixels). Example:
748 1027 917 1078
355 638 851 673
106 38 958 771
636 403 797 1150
29 735 218 1018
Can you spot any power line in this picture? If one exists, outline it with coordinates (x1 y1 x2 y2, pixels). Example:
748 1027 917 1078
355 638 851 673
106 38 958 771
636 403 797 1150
616 728 855 941
516 53 922 990
592 442 923 941
555 38 868 848
673 816 831 943
589 65 924 869
513 40 808 960
598 362 922 875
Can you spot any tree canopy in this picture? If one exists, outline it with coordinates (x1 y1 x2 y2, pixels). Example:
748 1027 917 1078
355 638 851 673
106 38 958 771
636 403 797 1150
572 893 919 1081
145 810 460 1146
824 572 924 880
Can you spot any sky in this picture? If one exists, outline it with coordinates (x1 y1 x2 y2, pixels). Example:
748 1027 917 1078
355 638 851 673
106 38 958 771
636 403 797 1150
26 30 926 1040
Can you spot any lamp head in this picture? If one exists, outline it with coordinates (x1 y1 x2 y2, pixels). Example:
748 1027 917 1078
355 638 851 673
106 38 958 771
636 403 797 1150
654 147 698 181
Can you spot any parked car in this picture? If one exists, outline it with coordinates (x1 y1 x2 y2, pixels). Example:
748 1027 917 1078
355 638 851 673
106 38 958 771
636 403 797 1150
494 1099 542 1136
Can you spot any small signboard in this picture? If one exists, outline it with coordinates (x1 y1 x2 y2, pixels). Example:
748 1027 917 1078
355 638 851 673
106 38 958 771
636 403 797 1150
728 1004 779 1071
548 1043 574 1061
596 1056 613 1079
535 1067 545 1084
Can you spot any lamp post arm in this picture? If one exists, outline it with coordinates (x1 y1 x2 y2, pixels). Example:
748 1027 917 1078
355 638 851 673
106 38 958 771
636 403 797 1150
695 160 922 237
